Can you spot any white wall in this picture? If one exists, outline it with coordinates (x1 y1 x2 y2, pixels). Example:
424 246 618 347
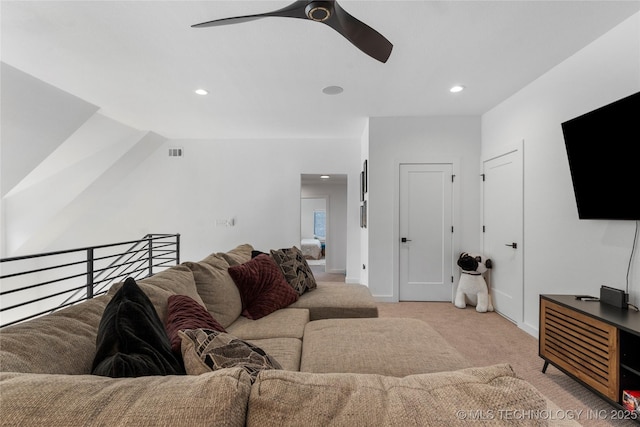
1 65 364 282
57 138 362 274
0 63 99 198
368 116 482 301
1 62 99 257
482 13 640 334
1 65 169 256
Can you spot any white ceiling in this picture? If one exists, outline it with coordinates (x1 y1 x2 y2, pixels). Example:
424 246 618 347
2 1 639 140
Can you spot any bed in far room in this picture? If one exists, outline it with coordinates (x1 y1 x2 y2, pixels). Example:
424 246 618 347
300 238 322 260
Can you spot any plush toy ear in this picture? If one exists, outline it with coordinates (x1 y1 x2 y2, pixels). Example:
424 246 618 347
485 259 493 269
474 256 482 262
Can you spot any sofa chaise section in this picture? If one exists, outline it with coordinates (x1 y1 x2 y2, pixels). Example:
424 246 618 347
288 282 379 320
300 318 471 377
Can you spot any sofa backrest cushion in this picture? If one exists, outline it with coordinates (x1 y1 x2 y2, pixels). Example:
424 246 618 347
1 368 251 426
247 364 547 426
165 294 226 355
287 283 378 321
218 243 254 266
186 253 243 328
92 278 184 377
0 296 108 375
228 254 299 320
107 263 204 323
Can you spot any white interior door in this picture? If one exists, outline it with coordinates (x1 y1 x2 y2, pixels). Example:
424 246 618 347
399 163 453 301
482 148 523 323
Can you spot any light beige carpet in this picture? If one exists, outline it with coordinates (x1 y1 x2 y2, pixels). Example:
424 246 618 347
377 302 637 427
309 265 345 283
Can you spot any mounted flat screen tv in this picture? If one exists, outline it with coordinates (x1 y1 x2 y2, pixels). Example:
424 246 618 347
561 91 640 220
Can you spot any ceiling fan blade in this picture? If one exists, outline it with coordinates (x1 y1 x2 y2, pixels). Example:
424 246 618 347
192 1 308 28
324 1 393 63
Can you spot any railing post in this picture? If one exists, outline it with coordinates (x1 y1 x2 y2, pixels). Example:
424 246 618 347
86 248 94 299
147 235 153 277
176 233 180 265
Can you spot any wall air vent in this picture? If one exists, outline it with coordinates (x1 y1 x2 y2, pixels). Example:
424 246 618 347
168 147 183 157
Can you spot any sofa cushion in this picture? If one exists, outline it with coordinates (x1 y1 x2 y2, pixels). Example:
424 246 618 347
245 338 302 372
228 254 299 320
180 329 281 382
300 318 470 376
186 254 243 328
227 308 309 341
218 243 254 266
1 368 251 427
288 283 378 320
107 263 204 322
165 294 226 354
247 364 547 427
270 246 317 295
92 278 184 377
0 296 109 375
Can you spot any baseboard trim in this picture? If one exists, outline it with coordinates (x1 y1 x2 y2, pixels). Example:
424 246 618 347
373 295 396 303
519 321 538 338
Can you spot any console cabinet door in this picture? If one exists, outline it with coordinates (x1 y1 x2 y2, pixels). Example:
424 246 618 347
540 299 619 401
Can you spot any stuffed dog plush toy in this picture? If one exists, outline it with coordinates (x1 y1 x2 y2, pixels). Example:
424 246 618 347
454 252 493 313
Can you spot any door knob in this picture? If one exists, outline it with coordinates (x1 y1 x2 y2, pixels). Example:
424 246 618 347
505 242 517 249
401 237 412 243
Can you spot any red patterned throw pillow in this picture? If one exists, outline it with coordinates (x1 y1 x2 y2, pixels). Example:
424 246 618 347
228 254 299 320
165 294 226 355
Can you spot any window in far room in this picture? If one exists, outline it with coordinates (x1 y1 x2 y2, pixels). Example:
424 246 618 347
314 210 326 239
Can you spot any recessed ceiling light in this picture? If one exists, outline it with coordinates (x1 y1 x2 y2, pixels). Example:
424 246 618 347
322 86 344 95
320 175 330 179
450 85 465 93
194 89 209 96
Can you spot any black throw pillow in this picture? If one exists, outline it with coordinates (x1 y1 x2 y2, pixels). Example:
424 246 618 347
91 277 184 377
251 250 268 258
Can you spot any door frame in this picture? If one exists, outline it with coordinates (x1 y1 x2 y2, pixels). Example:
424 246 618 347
481 140 525 326
392 158 460 302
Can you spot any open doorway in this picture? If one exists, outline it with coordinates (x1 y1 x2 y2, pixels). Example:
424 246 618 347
301 197 327 268
300 174 348 276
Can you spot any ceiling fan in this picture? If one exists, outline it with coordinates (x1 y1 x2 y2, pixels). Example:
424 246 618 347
192 0 393 63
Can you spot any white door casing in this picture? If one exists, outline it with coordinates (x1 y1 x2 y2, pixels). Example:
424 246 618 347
482 144 524 324
399 163 454 301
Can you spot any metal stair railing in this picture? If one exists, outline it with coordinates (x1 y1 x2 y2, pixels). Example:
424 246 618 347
0 233 180 328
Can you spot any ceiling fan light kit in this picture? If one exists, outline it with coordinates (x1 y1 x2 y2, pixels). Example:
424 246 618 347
305 2 332 22
192 0 393 63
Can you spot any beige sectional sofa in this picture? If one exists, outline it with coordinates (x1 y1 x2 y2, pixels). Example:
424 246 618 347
1 244 552 426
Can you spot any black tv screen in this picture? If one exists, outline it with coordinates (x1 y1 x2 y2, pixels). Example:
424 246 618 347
561 91 640 220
